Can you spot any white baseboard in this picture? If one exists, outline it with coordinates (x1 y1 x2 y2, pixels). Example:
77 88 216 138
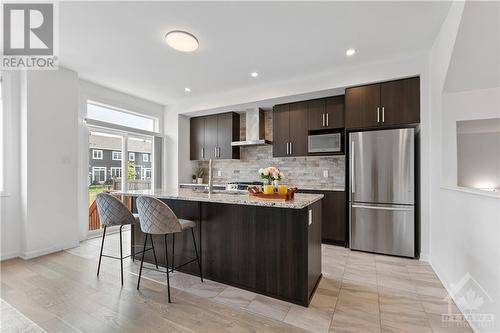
419 252 429 262
20 241 79 260
1 250 21 261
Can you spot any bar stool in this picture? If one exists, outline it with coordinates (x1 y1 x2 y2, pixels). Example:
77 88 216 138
95 193 159 285
135 196 203 303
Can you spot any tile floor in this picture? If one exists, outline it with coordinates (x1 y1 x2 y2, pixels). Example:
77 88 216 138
63 230 473 333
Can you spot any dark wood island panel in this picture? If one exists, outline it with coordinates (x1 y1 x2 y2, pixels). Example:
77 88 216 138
131 198 322 306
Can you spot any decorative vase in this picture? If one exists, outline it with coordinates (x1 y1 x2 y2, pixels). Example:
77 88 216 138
197 177 204 184
272 180 279 193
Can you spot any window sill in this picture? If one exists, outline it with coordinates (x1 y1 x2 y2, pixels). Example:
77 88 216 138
440 185 500 199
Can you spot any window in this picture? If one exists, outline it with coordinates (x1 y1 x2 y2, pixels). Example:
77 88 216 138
142 168 152 180
92 149 103 160
129 152 135 161
134 166 142 180
92 167 106 183
112 151 121 161
143 154 149 162
87 102 156 132
110 167 122 179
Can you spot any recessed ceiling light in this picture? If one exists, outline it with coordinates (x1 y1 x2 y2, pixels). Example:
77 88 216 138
346 49 356 56
165 30 199 52
184 87 191 92
251 72 259 77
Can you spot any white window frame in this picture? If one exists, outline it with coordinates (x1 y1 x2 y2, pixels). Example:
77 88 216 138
110 167 122 179
142 168 152 180
86 101 159 134
112 151 122 161
143 154 149 162
129 152 135 161
92 167 106 183
92 149 103 160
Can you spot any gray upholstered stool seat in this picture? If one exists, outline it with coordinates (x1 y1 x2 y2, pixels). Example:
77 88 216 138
136 196 203 303
179 219 196 230
95 193 158 285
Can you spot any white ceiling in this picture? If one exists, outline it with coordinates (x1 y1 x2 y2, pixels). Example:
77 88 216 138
60 1 452 106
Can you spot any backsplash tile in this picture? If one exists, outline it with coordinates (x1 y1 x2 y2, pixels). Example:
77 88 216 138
193 145 345 190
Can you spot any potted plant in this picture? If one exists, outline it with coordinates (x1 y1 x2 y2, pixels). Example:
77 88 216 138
196 167 204 184
192 174 197 184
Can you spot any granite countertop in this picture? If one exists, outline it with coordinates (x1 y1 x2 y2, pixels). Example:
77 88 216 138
115 188 323 210
179 183 345 192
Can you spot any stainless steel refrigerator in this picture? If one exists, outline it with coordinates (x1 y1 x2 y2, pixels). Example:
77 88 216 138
349 128 415 257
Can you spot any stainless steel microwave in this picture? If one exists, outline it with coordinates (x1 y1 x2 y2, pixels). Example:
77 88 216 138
308 132 342 153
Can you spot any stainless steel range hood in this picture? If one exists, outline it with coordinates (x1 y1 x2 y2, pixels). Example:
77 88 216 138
231 108 271 146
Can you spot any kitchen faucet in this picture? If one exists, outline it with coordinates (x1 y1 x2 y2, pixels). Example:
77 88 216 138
207 159 213 194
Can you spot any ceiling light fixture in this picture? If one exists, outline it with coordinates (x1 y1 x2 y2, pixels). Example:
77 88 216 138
251 72 259 77
346 48 356 56
184 87 191 92
165 30 199 52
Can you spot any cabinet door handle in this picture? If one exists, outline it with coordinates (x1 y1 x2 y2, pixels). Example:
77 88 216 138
322 113 325 126
290 142 293 155
214 147 217 158
382 107 385 123
377 107 380 123
286 142 289 155
201 147 204 159
326 113 329 127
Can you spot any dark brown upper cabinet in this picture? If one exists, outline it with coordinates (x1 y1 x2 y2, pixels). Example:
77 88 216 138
272 104 289 157
345 77 420 129
272 102 308 157
308 96 345 131
190 116 205 160
190 112 240 160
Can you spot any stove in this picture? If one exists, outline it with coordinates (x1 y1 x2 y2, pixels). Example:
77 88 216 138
226 181 263 191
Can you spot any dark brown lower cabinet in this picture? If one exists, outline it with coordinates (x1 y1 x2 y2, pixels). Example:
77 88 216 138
299 190 346 246
131 197 322 306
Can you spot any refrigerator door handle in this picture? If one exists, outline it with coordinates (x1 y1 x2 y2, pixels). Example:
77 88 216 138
351 140 355 194
352 204 413 211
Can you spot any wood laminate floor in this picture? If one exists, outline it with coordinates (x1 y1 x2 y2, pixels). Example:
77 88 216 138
1 231 472 333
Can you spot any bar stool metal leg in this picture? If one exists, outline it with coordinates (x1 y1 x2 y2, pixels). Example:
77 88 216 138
172 233 175 273
150 234 159 269
119 225 124 285
191 228 203 282
137 233 148 290
131 224 135 262
97 226 107 276
164 234 171 303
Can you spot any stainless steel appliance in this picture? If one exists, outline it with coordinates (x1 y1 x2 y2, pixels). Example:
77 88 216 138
226 181 263 191
349 128 415 257
308 132 342 153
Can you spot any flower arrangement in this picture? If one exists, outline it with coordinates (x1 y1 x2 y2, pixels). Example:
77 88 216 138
258 166 284 183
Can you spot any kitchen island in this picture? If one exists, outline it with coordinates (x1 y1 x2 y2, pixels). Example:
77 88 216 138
117 188 323 306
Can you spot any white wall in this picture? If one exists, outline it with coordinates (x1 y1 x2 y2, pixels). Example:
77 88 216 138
19 68 80 258
428 2 500 332
1 72 22 260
